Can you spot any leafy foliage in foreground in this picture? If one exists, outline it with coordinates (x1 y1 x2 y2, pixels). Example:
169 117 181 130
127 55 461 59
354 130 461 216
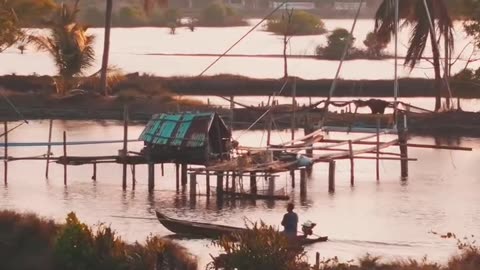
0 210 197 270
208 221 310 270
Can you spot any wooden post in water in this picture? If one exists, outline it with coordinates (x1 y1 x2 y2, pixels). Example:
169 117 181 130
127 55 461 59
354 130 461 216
190 173 197 199
3 122 7 185
148 163 155 192
290 170 295 188
291 77 296 143
376 116 380 181
398 130 409 179
250 172 257 194
92 163 97 181
132 164 136 190
216 172 224 196
315 252 320 270
225 171 230 192
268 175 275 195
206 170 210 198
122 105 129 190
328 160 336 193
231 171 236 193
63 131 67 185
45 119 53 178
300 168 307 198
175 163 180 191
348 140 354 186
161 163 164 177
181 163 188 186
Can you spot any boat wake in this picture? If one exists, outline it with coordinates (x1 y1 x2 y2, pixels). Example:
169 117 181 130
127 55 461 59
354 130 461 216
327 238 414 248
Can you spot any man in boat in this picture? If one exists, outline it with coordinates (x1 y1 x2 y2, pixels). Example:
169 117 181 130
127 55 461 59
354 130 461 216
281 203 298 239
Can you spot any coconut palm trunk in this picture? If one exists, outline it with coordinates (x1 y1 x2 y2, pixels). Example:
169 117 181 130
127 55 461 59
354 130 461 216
430 29 443 111
100 0 113 96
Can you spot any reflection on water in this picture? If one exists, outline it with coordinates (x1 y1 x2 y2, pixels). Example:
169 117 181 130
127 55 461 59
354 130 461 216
0 120 479 267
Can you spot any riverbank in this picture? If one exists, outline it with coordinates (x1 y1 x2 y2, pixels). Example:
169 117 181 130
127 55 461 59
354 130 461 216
0 74 479 137
2 74 480 98
0 92 478 137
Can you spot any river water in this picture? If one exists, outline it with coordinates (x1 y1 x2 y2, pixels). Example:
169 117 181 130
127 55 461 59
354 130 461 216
0 17 479 268
0 20 478 79
0 120 479 267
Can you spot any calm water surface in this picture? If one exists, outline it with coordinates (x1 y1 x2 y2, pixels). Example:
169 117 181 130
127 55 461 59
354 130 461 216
1 120 479 267
0 20 478 79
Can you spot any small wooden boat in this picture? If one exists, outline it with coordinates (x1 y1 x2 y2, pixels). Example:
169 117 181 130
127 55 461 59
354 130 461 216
155 211 328 245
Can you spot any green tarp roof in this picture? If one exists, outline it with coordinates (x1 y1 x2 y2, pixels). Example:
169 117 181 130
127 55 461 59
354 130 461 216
139 112 216 147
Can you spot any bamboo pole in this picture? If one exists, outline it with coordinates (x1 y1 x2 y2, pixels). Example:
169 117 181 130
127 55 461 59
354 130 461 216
92 162 97 181
122 105 128 190
190 173 197 199
175 163 180 192
290 170 295 188
206 170 210 198
328 160 335 193
45 119 53 178
148 163 155 192
399 129 409 178
63 131 67 185
291 77 296 143
181 163 188 186
376 116 380 181
216 172 224 196
4 122 7 185
266 111 272 146
230 95 234 133
300 168 306 198
250 172 257 194
132 164 136 190
348 140 354 186
319 139 472 151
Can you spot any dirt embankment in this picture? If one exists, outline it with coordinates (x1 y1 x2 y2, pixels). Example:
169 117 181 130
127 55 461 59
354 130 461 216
0 74 479 137
2 74 480 98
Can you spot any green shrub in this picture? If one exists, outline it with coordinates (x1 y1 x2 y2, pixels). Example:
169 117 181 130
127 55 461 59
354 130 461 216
114 6 147 27
209 221 310 270
197 3 247 27
266 10 326 35
53 212 96 270
317 28 355 60
363 31 388 57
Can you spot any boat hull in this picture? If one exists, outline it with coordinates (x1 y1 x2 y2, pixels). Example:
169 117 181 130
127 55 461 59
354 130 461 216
155 211 328 245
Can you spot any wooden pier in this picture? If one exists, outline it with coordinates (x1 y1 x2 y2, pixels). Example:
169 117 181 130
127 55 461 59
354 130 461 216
0 107 473 201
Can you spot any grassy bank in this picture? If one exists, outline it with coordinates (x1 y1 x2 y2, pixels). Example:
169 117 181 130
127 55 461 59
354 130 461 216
1 74 480 98
0 210 197 270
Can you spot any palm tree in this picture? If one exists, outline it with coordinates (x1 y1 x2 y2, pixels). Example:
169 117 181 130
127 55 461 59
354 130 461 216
375 0 453 111
31 1 95 95
100 0 167 96
99 0 113 96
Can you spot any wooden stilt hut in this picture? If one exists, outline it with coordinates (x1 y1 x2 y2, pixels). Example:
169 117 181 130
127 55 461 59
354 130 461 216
139 112 231 165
